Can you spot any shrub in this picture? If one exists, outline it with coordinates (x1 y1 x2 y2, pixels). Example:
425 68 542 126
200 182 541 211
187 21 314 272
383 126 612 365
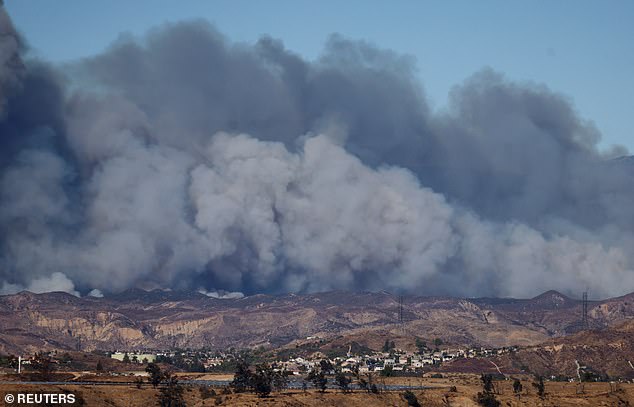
476 391 500 407
403 390 420 407
512 379 522 399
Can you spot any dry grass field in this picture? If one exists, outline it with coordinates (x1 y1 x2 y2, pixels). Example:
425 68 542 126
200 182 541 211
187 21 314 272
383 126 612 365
1 375 633 406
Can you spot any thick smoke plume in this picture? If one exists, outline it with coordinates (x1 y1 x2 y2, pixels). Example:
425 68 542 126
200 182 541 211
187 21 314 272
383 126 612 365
1 13 633 299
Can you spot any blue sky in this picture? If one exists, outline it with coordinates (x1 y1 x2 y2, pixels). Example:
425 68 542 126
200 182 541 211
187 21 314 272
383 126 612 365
6 1 634 150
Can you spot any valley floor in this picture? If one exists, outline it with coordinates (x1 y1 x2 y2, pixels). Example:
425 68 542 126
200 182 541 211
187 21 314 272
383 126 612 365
1 376 633 406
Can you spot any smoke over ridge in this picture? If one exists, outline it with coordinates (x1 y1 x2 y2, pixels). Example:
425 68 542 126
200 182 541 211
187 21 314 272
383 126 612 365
1 13 633 299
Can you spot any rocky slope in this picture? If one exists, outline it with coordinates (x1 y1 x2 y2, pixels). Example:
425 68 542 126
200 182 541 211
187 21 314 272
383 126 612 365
0 289 633 356
485 318 634 379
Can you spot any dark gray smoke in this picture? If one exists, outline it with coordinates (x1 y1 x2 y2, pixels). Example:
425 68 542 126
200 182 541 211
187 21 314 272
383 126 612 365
1 14 633 299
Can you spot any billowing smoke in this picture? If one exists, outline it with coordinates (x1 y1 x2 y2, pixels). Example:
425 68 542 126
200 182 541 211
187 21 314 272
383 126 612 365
1 13 633 299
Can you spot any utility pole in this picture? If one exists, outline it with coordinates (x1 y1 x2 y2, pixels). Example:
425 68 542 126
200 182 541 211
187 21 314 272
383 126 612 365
17 355 21 374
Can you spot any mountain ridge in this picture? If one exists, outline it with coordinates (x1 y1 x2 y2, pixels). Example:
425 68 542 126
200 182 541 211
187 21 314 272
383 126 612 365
1 289 632 357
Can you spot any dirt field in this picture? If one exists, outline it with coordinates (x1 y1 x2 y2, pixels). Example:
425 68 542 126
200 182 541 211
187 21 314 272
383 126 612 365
1 376 633 406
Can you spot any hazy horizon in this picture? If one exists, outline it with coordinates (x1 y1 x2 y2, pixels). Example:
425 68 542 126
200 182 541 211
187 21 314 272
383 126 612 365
0 282 618 302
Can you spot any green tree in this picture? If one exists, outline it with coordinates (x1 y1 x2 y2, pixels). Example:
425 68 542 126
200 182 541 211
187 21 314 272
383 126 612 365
158 371 186 407
334 369 351 393
272 368 289 392
96 360 104 372
252 363 273 398
122 352 131 364
307 368 328 392
146 362 164 388
230 360 252 393
434 338 443 347
319 359 334 374
481 374 494 393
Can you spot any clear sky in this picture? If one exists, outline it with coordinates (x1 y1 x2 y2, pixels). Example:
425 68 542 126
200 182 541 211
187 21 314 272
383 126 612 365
5 0 634 151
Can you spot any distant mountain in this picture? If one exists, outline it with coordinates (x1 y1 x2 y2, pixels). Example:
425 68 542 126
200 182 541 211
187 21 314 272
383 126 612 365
0 289 633 357
471 290 576 310
471 290 594 336
107 288 210 303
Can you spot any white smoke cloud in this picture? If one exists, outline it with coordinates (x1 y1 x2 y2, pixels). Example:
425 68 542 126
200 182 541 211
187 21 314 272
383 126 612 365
0 272 79 296
198 288 244 299
186 133 632 298
87 289 104 298
0 281 21 295
0 130 631 299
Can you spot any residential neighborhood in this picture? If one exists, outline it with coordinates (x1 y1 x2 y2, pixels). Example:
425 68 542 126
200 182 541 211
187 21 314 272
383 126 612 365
104 343 521 376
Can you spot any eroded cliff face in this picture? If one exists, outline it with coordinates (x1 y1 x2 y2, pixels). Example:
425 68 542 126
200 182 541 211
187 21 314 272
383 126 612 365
28 311 142 339
1 289 632 355
590 296 634 321
1 310 147 353
153 316 221 338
